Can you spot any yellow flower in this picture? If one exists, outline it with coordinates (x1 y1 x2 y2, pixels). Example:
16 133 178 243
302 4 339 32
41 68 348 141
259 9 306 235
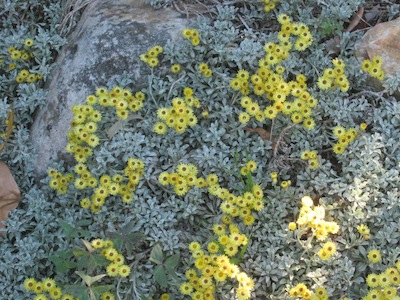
308 158 319 169
180 282 193 295
160 293 170 300
154 122 167 135
24 38 34 47
361 59 372 72
23 278 37 291
360 122 368 131
323 241 336 256
100 292 115 300
246 160 257 172
106 263 119 277
171 63 181 73
280 180 291 189
49 287 62 299
357 224 370 235
243 215 255 226
368 249 381 263
303 118 315 130
317 76 332 90
291 112 303 124
182 28 193 38
191 37 200 46
189 241 201 252
288 222 297 230
365 273 380 288
118 265 131 277
238 112 250 124
264 106 278 119
318 248 332 260
104 248 119 261
80 198 91 209
333 143 346 155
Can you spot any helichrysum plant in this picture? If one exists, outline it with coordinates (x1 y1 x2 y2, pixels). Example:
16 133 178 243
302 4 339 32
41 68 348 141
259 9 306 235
4 0 400 299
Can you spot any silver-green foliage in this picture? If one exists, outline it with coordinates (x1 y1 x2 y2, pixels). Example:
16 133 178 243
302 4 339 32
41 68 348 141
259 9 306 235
2 0 400 299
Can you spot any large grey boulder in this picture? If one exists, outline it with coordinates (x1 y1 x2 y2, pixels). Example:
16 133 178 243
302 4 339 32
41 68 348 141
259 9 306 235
31 0 187 176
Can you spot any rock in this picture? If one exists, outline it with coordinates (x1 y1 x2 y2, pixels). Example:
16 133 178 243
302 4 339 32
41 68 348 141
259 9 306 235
356 17 400 75
0 162 21 234
30 0 187 177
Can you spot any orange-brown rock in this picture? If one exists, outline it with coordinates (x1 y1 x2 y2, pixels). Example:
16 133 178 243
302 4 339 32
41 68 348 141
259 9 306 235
0 162 21 233
357 17 400 75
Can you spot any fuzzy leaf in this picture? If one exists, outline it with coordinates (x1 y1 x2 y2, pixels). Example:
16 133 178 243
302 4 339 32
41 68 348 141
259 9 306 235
149 244 164 265
164 254 180 271
153 265 167 288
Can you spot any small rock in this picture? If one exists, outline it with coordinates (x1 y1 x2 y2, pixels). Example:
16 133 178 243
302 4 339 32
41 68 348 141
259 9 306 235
30 0 187 177
356 17 400 75
0 162 21 234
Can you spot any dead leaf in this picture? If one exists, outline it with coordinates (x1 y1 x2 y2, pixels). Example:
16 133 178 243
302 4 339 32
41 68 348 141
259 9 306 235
244 127 270 140
0 161 20 234
344 7 365 32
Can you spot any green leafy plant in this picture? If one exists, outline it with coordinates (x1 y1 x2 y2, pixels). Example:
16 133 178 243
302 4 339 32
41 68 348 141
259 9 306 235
149 244 180 289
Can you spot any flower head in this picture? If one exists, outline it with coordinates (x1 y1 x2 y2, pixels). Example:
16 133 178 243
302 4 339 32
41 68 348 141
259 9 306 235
368 249 382 263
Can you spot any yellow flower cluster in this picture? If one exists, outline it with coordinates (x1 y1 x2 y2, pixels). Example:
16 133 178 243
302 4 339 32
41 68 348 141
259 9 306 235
66 86 144 162
15 68 42 83
357 223 370 240
296 196 339 241
78 157 144 212
161 161 263 226
199 62 213 78
331 125 359 155
317 241 337 260
90 238 131 278
260 0 279 12
280 180 291 189
181 238 255 300
289 283 312 299
270 171 278 185
140 45 163 67
0 117 13 139
230 70 251 96
289 283 328 299
361 56 385 80
240 160 257 176
158 163 203 195
182 28 200 46
67 106 100 160
231 16 317 130
52 88 145 211
364 262 400 300
95 85 145 120
317 58 350 92
176 161 264 299
268 170 291 189
212 222 248 257
1 40 43 82
48 168 74 194
24 277 75 300
8 44 33 61
277 14 313 51
154 87 200 134
300 150 319 169
209 180 264 226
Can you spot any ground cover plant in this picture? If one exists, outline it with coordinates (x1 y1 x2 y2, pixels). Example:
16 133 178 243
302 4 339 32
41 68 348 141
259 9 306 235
1 0 400 299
